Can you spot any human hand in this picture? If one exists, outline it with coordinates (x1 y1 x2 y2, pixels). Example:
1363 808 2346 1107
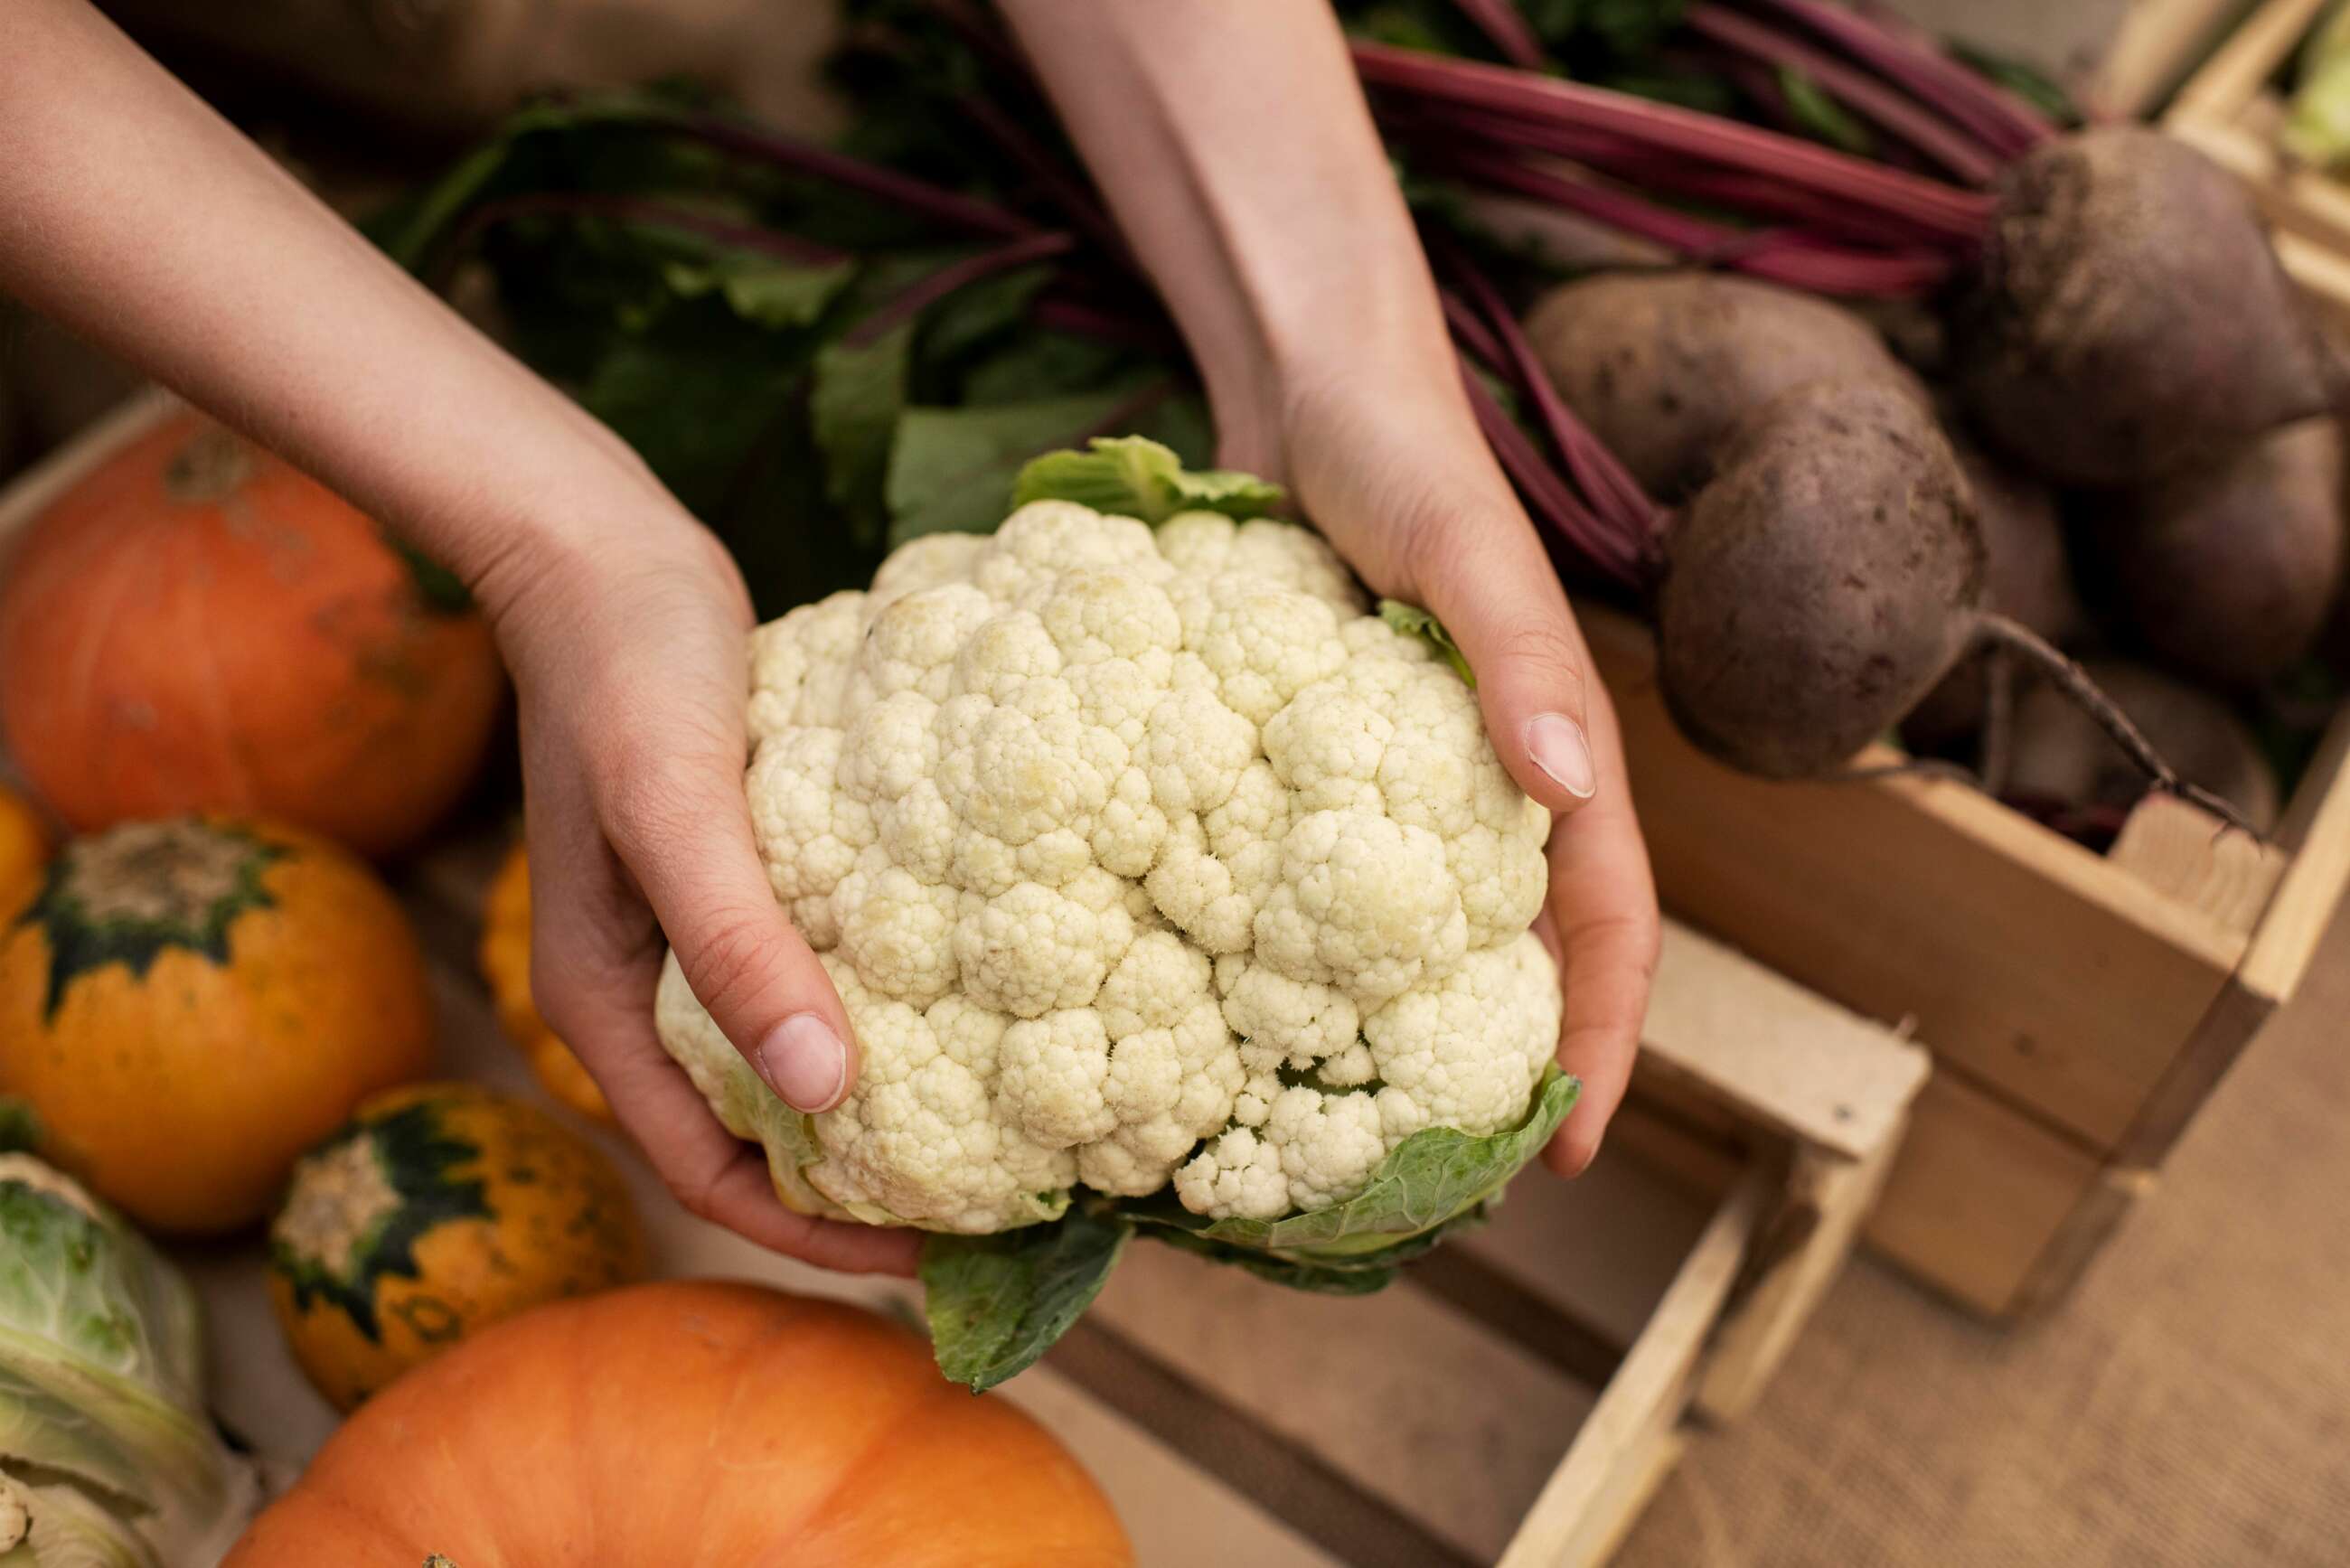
484 502 919 1275
1223 360 1661 1178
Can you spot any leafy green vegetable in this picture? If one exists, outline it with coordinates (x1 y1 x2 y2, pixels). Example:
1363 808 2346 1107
886 387 1162 545
921 1203 1131 1393
916 1068 1577 1390
0 1156 257 1565
661 253 855 329
812 322 915 545
1012 436 1285 524
1775 66 1874 155
1378 599 1477 687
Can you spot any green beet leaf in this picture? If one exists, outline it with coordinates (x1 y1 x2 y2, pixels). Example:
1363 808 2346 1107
1011 436 1284 524
920 1203 1132 1393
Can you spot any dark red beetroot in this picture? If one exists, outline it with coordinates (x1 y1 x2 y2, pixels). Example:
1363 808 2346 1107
2103 418 2346 688
1953 127 2347 487
1522 271 1923 499
1655 378 1983 777
1903 441 2082 749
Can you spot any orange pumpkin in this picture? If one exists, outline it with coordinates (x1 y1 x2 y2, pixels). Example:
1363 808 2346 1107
227 1279 1134 1568
0 816 435 1233
0 783 48 912
0 409 504 858
480 841 610 1119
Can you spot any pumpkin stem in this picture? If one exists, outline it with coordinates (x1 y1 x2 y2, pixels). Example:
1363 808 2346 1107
59 821 258 925
164 425 256 505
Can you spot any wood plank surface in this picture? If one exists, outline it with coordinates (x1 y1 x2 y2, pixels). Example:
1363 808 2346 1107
1499 1166 1772 1568
1863 1075 2105 1318
1644 921 1932 1161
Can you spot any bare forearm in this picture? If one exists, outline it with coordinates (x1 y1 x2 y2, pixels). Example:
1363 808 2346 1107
998 0 1465 474
0 0 678 607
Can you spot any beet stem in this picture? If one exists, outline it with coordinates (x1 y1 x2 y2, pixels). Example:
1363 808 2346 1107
847 230 1076 346
1351 39 1993 240
644 107 1041 240
1434 254 1663 546
1412 138 1956 295
436 192 852 288
1979 646 2016 795
1738 0 2053 155
1682 4 2001 183
1447 0 1549 68
1974 613 2261 836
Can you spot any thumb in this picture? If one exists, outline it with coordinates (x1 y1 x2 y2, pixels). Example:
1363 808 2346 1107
1414 508 1601 816
606 755 858 1114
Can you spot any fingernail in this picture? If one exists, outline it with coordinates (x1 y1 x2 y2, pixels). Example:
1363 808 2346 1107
1524 712 1597 801
756 1015 848 1112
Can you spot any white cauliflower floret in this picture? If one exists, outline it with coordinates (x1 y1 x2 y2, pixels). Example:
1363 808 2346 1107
658 494 1562 1235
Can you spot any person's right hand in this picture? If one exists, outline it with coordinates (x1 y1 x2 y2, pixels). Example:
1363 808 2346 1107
484 495 918 1277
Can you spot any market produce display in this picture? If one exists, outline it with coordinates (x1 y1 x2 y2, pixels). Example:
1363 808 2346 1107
225 1279 1134 1567
0 817 435 1233
0 1153 259 1567
268 1081 647 1409
480 842 612 1120
655 438 1576 1388
0 410 503 858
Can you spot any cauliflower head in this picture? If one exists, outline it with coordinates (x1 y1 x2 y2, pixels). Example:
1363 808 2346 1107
656 465 1565 1247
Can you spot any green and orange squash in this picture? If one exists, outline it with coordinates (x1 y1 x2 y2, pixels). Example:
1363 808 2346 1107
268 1080 646 1409
0 815 434 1233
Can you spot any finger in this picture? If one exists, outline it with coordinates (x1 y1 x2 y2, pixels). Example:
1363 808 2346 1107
600 744 859 1116
1412 503 1603 817
526 809 917 1276
577 992 917 1276
1539 775 1659 1178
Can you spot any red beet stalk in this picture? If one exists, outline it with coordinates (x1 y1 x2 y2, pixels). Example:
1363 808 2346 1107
1681 4 2002 183
1739 0 2053 157
1350 40 1995 243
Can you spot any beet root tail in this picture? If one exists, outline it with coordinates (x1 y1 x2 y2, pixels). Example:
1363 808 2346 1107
1973 613 2261 836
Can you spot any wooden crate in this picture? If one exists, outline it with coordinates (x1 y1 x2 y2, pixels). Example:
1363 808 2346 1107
174 830 1923 1568
6 396 1930 1563
1583 607 2350 1320
2164 0 2350 332
2093 0 2262 117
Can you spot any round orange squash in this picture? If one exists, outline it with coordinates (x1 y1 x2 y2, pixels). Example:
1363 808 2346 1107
0 816 435 1233
0 408 504 858
0 782 49 913
227 1279 1134 1568
269 1081 646 1409
479 842 610 1120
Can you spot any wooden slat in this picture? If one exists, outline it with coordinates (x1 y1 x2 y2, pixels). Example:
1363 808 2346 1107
1863 1075 2104 1318
1696 1129 1904 1422
2095 0 2259 117
1643 920 1931 1161
2007 1164 2160 1320
2168 0 2326 117
1499 1165 1772 1568
2110 793 2289 936
1608 1090 1750 1202
1585 606 2246 1152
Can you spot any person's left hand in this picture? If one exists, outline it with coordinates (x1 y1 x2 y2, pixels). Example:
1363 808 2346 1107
1220 359 1661 1178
